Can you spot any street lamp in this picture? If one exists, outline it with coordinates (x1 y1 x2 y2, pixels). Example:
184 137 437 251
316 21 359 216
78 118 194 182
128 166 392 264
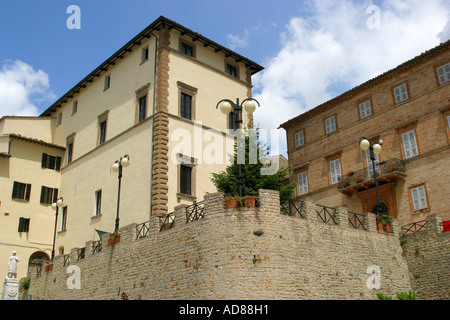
111 155 130 233
51 197 64 261
216 97 260 197
359 137 383 216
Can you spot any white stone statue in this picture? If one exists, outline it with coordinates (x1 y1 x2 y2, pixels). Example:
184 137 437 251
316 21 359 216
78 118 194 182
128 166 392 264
7 251 19 279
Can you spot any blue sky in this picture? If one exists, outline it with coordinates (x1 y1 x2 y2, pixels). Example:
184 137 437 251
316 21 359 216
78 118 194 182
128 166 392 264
0 0 449 155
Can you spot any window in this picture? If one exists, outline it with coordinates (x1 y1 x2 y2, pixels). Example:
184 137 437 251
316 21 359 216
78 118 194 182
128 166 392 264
297 171 308 195
141 46 149 63
57 112 62 126
41 153 61 171
329 159 342 185
60 207 67 231
411 185 428 211
393 83 408 104
359 100 372 119
365 149 380 178
72 100 78 115
18 217 30 232
226 64 237 77
99 120 107 144
180 92 192 120
180 42 194 57
97 111 109 145
138 95 147 122
12 182 31 201
437 63 450 84
104 75 111 91
294 131 304 148
401 129 419 159
94 190 102 216
325 116 337 134
40 186 58 205
67 141 73 164
180 165 192 195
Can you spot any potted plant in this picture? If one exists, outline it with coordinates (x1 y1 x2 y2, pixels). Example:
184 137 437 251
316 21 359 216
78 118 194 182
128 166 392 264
107 232 120 246
355 177 365 183
224 196 238 209
376 214 393 232
244 196 257 208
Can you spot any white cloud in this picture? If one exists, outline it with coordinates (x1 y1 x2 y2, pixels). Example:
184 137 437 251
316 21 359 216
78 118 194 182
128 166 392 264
227 31 249 50
252 0 450 156
0 60 55 117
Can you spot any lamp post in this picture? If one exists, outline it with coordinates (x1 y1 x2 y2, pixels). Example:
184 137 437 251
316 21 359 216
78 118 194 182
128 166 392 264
111 155 130 234
51 197 64 261
216 97 260 197
359 137 383 216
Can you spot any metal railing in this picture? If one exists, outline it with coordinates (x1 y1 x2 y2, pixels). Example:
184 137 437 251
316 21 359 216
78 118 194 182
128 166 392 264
159 212 175 232
442 220 450 233
92 240 102 254
403 220 428 235
186 201 205 223
337 158 406 189
316 205 338 225
281 199 305 218
136 220 151 239
63 254 71 266
348 212 367 230
77 248 85 260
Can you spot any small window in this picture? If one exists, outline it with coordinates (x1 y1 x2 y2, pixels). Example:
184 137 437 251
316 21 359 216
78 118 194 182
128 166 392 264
72 100 78 115
41 153 61 171
359 100 372 119
99 120 107 145
180 42 193 57
12 182 31 201
57 112 62 126
297 171 308 195
437 63 450 84
138 95 147 122
40 186 58 205
180 165 192 195
329 159 342 185
141 46 149 63
294 131 304 148
18 217 30 232
401 129 419 159
325 116 337 134
226 64 237 77
67 141 74 164
411 185 428 211
394 83 408 104
180 93 192 120
94 190 102 216
60 206 67 231
104 75 111 91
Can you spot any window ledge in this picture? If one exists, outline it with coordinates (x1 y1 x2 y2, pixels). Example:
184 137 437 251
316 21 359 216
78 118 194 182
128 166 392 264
177 193 196 202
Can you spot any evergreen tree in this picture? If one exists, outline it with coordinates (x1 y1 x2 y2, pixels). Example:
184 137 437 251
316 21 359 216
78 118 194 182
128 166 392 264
211 127 295 204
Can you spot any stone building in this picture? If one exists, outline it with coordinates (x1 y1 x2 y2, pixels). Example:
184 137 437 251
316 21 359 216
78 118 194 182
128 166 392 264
280 40 450 225
0 16 263 292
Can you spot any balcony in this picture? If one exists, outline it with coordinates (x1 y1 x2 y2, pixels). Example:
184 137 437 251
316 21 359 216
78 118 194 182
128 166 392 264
337 158 406 195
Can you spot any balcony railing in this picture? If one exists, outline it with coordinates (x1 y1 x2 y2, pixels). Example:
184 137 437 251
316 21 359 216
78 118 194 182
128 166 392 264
186 201 205 223
316 205 337 225
281 199 305 218
159 212 175 232
337 158 406 193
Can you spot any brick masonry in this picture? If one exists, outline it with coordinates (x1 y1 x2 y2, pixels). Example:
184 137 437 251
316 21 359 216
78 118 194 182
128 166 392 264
26 190 448 300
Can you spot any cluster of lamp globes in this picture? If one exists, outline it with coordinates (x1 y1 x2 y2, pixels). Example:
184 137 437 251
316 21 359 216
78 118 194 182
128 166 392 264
111 155 130 173
217 99 258 115
360 138 383 154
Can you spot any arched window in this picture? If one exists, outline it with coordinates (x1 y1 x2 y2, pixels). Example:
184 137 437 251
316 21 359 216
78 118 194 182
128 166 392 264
27 251 50 277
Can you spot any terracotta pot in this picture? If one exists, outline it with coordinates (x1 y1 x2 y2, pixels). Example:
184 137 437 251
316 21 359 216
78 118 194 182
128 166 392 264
244 197 256 208
107 234 120 246
225 198 238 209
376 221 384 231
384 223 393 233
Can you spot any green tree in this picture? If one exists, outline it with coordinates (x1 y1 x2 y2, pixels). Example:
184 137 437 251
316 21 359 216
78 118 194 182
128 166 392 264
211 127 295 204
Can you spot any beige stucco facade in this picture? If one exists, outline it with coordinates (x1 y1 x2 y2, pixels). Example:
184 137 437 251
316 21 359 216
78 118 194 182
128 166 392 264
0 16 263 288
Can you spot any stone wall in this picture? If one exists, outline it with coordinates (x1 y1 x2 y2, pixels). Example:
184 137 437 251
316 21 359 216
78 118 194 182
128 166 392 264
402 215 450 300
27 189 419 300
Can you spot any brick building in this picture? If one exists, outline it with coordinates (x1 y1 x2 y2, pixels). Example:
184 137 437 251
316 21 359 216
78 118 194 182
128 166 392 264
280 40 450 225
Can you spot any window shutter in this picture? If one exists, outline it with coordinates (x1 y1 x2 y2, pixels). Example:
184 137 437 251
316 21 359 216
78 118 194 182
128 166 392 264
55 156 61 171
41 153 48 168
18 217 30 232
25 184 31 201
40 186 46 204
53 188 59 204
